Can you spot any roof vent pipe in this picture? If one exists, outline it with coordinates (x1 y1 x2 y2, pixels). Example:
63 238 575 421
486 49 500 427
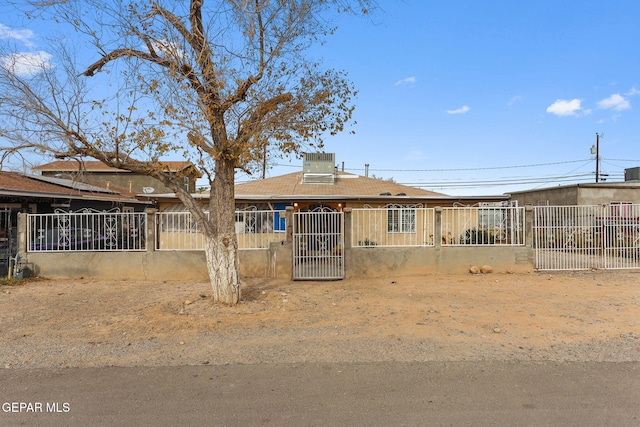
365 164 369 177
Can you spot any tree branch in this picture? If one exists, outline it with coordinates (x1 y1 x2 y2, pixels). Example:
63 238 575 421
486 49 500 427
220 0 266 112
151 1 220 106
82 48 171 77
235 92 293 154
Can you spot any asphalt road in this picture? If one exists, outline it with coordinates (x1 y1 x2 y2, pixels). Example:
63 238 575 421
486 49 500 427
1 362 639 426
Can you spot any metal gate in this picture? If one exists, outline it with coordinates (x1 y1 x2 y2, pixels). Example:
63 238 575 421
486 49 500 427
293 209 344 280
533 205 640 270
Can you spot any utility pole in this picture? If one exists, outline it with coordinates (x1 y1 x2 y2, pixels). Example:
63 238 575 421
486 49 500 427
261 144 267 179
595 133 599 183
591 133 600 183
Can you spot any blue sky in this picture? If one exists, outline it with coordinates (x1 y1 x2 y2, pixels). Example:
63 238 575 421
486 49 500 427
2 1 640 196
265 0 640 195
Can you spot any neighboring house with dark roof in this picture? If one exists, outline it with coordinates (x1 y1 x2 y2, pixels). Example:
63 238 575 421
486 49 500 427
0 170 152 276
0 171 149 213
32 160 201 195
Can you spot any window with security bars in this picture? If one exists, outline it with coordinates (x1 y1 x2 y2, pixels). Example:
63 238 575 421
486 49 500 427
387 207 416 233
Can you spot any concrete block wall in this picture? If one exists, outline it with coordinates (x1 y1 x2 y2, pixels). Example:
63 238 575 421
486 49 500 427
18 206 535 281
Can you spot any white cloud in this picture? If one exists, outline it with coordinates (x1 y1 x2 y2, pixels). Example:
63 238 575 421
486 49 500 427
394 76 416 86
0 24 35 48
446 105 470 115
546 99 584 117
597 93 630 111
625 86 640 96
507 95 523 106
0 51 54 77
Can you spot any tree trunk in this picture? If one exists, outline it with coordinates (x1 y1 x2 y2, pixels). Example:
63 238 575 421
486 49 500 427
204 233 240 304
206 157 241 304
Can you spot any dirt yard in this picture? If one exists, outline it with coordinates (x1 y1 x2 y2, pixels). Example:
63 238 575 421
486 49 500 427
1 271 639 368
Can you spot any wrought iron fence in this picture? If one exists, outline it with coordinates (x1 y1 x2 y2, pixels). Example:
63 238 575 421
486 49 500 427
156 211 208 251
351 206 435 247
0 209 14 275
156 209 286 250
441 205 525 246
533 204 640 270
27 210 147 252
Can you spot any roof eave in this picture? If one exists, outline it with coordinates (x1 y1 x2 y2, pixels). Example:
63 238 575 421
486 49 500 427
233 194 510 201
0 189 150 204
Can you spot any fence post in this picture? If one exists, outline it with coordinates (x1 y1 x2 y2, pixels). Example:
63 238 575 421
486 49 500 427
343 207 352 249
145 208 157 252
17 212 27 257
524 205 534 248
434 207 442 248
285 205 294 243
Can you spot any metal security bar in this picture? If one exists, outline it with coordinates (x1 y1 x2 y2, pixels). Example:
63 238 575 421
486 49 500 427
441 206 525 246
351 206 435 247
602 203 640 269
533 204 640 270
0 209 12 276
293 210 344 280
156 210 286 250
533 205 601 270
27 210 146 252
156 211 208 250
235 209 286 249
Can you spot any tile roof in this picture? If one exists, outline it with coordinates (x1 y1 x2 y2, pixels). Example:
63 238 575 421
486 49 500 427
32 160 194 173
235 171 447 199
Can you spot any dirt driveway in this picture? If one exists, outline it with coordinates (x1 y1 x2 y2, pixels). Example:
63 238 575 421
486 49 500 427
1 271 639 368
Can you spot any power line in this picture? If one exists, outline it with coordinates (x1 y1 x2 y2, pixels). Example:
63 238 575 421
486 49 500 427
400 173 603 189
255 156 635 190
271 158 640 174
351 159 596 173
273 158 597 173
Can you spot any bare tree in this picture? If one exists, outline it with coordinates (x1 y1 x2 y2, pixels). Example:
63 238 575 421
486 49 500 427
0 0 374 304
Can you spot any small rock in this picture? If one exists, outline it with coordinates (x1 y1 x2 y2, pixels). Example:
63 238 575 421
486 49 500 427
179 341 185 345
481 265 494 274
493 328 501 334
184 300 193 305
469 265 481 274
